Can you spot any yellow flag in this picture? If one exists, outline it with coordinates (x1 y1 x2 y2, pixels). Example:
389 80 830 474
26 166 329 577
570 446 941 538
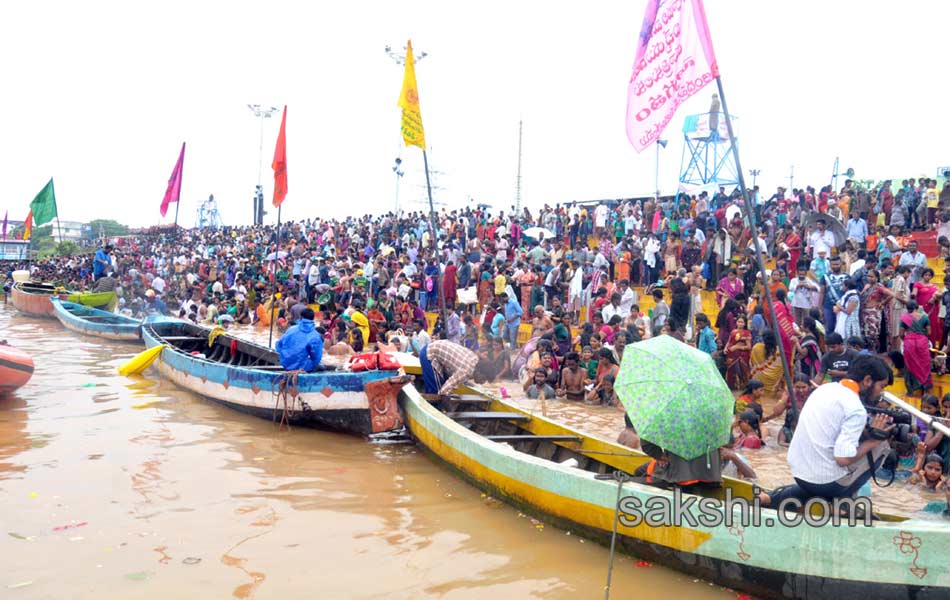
398 40 426 150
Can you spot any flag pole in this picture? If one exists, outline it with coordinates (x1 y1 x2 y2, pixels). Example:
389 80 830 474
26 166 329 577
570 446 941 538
268 205 282 348
422 150 448 331
55 216 64 245
715 76 797 415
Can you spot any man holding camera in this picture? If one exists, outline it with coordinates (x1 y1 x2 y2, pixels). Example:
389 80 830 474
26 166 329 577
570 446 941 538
765 355 894 505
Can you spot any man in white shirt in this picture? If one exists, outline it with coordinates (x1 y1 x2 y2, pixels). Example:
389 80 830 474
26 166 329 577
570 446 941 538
807 219 836 256
616 280 639 316
150 275 166 294
601 292 627 324
898 240 928 285
764 355 894 507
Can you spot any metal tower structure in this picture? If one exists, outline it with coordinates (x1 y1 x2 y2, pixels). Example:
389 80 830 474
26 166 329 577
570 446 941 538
196 194 223 229
676 110 739 194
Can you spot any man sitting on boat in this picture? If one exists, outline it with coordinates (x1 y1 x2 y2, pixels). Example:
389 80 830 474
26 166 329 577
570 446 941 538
762 355 893 507
419 339 479 397
635 439 723 489
275 307 325 372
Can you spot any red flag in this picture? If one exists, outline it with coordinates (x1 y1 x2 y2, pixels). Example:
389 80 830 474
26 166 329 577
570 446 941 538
625 0 719 152
272 106 288 208
160 142 186 217
23 210 32 240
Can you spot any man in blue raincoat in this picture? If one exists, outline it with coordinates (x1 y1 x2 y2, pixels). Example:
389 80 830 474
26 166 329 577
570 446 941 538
275 307 324 371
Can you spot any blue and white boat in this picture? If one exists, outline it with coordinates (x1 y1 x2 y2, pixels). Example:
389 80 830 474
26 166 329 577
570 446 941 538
141 320 409 435
50 298 144 341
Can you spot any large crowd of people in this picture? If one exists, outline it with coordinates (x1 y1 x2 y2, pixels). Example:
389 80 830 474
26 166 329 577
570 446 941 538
6 175 950 513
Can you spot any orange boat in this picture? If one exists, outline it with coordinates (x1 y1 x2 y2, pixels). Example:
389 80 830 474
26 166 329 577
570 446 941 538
0 342 34 394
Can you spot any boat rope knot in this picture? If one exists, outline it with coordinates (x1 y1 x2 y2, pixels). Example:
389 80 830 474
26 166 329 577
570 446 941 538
272 370 304 430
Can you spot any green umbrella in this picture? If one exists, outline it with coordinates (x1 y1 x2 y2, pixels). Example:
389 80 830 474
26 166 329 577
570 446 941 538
614 335 733 460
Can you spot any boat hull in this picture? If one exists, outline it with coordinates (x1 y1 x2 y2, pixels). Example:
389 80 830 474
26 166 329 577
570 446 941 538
11 283 57 317
399 384 950 600
50 299 142 341
11 282 116 318
142 325 404 435
0 344 34 393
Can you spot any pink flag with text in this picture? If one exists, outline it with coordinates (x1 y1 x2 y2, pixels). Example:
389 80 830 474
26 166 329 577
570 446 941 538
625 0 719 152
159 142 186 217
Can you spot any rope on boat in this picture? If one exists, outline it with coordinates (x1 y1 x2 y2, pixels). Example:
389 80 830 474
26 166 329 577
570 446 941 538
594 470 631 600
272 371 303 430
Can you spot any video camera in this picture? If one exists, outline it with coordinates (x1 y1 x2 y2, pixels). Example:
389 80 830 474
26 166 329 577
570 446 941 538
865 406 913 444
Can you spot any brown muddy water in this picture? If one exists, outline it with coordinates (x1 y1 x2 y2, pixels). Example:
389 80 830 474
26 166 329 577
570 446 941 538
0 304 733 599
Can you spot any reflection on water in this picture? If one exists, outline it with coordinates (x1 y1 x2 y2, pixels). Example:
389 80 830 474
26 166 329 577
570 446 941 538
0 306 731 599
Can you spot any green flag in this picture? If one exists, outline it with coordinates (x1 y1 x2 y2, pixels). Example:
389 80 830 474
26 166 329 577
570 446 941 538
30 178 58 226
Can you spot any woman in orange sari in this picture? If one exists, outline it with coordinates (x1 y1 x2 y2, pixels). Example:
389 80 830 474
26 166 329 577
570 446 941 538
615 244 632 284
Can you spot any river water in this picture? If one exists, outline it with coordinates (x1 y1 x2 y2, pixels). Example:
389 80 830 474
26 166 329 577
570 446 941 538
0 304 734 599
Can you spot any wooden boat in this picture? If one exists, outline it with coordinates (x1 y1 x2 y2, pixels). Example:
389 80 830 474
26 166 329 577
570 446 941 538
0 342 34 394
11 282 116 318
50 298 144 341
141 320 410 435
398 382 950 600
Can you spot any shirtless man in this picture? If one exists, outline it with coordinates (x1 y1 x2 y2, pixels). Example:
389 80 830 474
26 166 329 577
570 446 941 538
531 305 555 337
557 352 586 401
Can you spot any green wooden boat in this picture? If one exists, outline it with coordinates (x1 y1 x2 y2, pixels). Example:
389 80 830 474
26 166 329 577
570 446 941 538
11 281 117 318
399 382 950 599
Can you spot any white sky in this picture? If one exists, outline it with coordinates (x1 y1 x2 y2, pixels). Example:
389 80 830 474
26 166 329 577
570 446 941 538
1 0 948 228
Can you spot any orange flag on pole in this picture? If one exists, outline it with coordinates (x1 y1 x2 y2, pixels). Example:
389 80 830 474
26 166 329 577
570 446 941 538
272 106 288 208
23 210 32 240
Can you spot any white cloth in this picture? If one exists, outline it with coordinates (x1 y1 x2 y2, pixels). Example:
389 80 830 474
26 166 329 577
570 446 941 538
619 288 639 315
602 303 627 324
786 382 867 484
808 230 836 255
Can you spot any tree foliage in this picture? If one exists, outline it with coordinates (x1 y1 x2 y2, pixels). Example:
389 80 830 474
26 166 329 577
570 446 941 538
86 219 129 238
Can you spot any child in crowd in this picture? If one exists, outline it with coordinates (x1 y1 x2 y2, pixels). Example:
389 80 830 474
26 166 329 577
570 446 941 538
524 367 556 399
734 411 764 449
735 379 765 417
909 443 947 491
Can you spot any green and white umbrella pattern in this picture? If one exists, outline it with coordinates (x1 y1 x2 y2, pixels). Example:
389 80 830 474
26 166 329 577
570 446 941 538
615 335 734 460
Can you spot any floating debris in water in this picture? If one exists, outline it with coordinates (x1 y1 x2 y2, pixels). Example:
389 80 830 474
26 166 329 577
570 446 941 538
52 522 88 532
125 572 150 581
182 557 201 565
131 401 162 410
7 581 33 589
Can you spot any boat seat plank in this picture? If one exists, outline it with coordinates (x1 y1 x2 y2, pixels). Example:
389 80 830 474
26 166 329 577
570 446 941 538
422 393 492 404
487 435 581 443
161 336 204 341
446 411 530 422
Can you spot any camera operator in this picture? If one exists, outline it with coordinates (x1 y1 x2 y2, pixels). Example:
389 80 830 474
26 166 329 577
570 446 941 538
764 355 894 505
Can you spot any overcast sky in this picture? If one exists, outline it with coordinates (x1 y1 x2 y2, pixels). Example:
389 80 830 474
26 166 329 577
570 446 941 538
1 1 948 228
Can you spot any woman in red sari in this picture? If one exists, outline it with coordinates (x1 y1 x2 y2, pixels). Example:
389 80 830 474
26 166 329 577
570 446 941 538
772 288 799 367
911 268 943 347
901 301 933 395
781 223 802 271
724 314 753 391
